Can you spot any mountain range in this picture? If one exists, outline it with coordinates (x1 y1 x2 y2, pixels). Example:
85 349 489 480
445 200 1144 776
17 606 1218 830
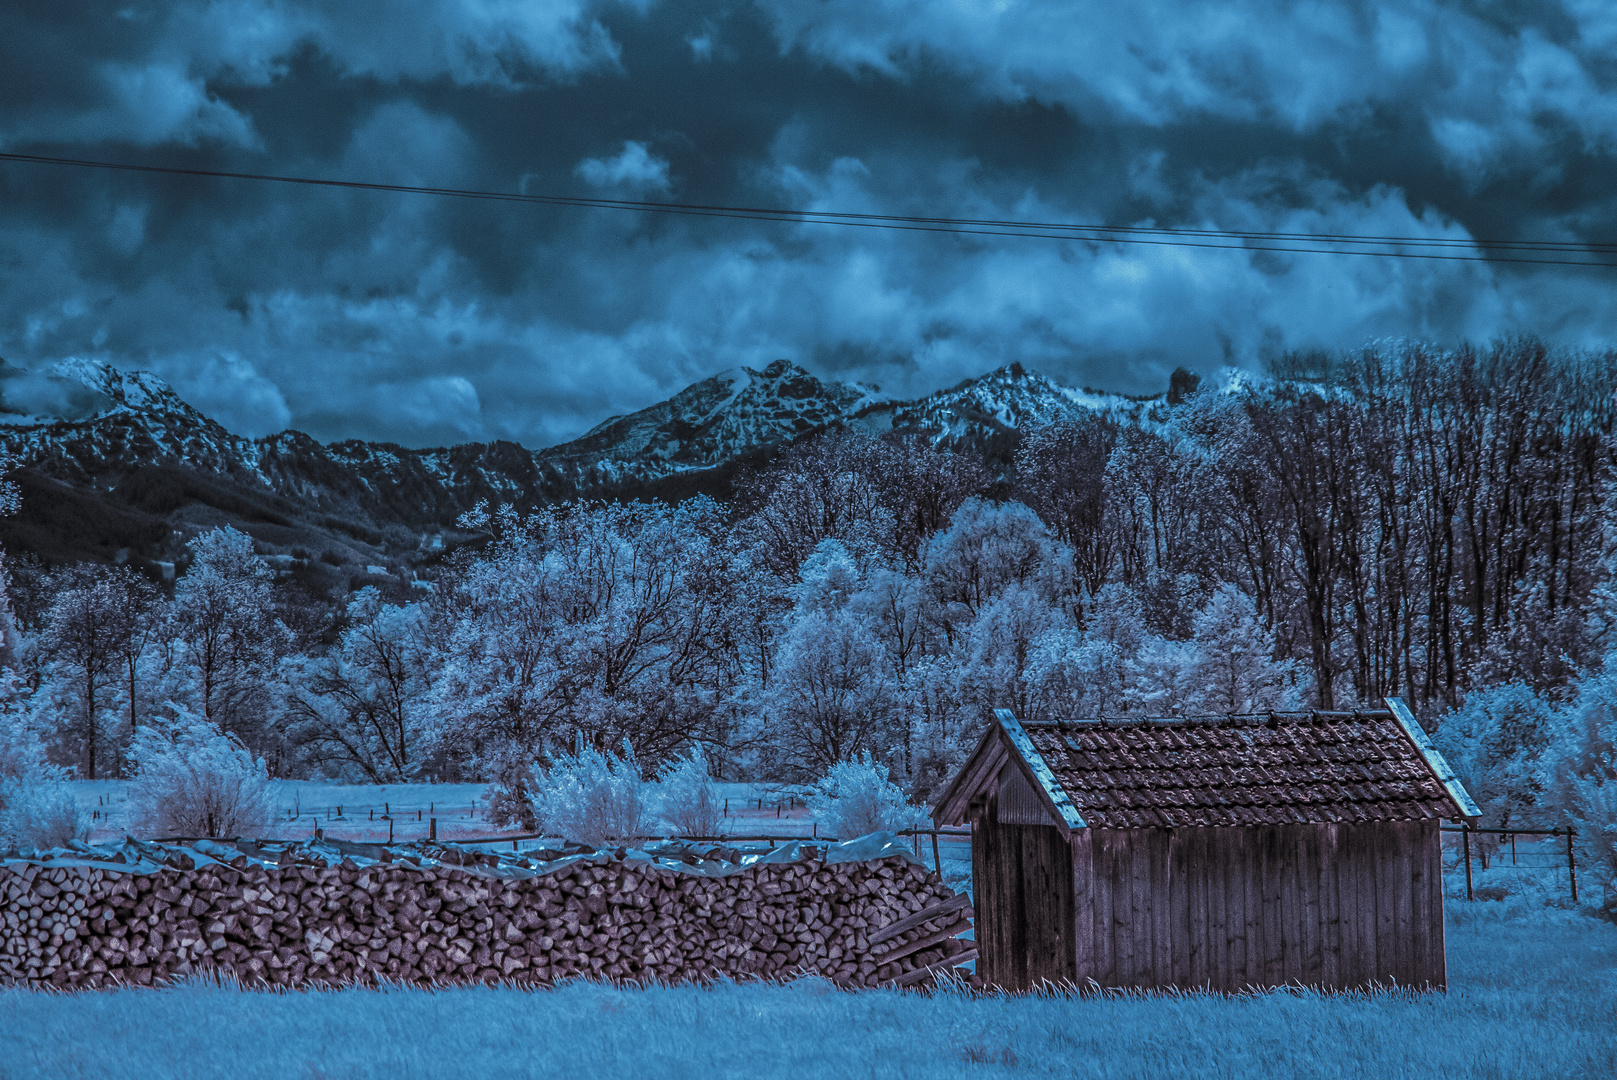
0 355 1178 581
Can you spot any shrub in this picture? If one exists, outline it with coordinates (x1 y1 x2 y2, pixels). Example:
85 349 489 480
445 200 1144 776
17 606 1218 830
126 710 275 839
807 754 922 840
657 745 723 837
486 753 539 831
531 742 649 845
0 688 90 851
0 776 89 851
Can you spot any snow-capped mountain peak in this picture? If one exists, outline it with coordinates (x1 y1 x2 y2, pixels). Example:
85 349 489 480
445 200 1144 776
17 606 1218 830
50 358 201 417
851 361 1154 455
541 358 883 482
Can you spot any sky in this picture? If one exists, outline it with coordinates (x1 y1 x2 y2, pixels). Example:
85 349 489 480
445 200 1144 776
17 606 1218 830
2 1 1616 449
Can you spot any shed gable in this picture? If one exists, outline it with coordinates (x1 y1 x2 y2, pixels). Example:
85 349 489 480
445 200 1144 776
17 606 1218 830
997 762 1056 826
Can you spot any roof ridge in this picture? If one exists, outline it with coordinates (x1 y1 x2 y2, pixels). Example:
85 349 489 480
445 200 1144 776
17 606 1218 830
1025 709 1393 728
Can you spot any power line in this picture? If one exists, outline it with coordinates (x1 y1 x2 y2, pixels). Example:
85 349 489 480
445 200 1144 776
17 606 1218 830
1 150 1612 269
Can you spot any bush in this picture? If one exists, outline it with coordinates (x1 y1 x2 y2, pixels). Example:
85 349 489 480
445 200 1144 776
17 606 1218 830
0 686 90 851
126 710 275 839
0 775 89 851
486 753 539 831
807 754 922 840
657 745 723 837
531 742 649 846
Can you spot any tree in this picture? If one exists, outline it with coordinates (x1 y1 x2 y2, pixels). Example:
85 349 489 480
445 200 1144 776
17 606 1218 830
167 528 289 759
527 741 649 845
760 609 898 781
1016 416 1121 605
923 498 1071 642
657 744 723 836
1434 683 1561 833
807 755 921 839
39 566 124 779
1186 585 1302 713
957 584 1065 719
0 680 89 850
288 589 430 782
1549 670 1617 902
430 500 740 770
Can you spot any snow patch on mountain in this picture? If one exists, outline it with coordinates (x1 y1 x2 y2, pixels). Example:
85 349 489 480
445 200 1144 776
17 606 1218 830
50 358 197 416
852 362 1153 453
539 358 884 483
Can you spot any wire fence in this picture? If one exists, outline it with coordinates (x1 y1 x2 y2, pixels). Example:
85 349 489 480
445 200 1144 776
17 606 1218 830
1441 824 1579 903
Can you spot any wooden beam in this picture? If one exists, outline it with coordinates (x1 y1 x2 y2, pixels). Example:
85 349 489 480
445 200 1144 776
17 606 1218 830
875 919 974 965
868 893 973 945
931 726 1009 828
887 949 978 987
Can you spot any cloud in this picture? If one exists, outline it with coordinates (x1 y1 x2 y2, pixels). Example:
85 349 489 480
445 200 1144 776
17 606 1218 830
576 141 674 194
155 353 293 438
758 0 1617 170
0 0 1614 450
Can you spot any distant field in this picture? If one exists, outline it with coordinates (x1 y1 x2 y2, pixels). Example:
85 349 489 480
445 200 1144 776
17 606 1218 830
67 780 890 847
1 902 1611 1080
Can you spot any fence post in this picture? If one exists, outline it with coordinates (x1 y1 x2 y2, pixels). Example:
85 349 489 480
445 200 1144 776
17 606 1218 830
931 831 942 874
1462 822 1474 901
429 817 437 842
1567 827 1579 904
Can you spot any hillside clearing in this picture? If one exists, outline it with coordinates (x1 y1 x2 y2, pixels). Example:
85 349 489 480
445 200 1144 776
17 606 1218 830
1 904 1611 1080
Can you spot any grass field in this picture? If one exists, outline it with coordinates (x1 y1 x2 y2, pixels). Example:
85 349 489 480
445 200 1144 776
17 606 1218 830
1 899 1611 1079
69 780 826 845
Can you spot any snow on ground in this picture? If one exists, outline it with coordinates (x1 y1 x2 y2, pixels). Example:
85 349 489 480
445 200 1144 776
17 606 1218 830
1 905 1612 1080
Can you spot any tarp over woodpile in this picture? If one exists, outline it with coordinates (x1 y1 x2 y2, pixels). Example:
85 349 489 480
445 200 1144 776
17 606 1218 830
0 832 930 879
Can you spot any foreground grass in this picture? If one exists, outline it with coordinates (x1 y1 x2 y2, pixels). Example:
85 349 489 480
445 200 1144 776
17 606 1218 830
1 906 1612 1080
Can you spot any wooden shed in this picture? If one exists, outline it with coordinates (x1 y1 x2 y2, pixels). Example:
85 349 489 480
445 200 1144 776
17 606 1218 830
931 698 1480 993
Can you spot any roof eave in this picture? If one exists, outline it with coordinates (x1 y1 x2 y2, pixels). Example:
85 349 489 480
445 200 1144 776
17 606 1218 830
1384 696 1482 822
993 708 1087 833
929 721 1003 828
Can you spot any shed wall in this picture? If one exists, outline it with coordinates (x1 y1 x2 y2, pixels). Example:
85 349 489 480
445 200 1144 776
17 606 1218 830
1071 820 1444 992
971 793 1076 992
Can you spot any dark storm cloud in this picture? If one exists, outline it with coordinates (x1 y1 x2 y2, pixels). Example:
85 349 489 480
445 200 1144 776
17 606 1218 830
1 1 1615 447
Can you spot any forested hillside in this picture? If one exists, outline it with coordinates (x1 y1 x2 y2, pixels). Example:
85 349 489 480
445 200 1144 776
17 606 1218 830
3 340 1615 848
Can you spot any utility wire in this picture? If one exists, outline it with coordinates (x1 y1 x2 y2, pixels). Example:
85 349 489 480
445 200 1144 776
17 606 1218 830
1 150 1612 269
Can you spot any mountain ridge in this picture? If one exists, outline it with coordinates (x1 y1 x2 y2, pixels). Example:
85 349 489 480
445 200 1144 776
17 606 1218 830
0 356 1182 574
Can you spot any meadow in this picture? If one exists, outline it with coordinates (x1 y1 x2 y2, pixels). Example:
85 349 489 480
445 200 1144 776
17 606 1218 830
2 813 1611 1080
0 902 1611 1080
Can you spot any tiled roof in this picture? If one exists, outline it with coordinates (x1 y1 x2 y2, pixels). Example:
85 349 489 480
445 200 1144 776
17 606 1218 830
1023 710 1461 828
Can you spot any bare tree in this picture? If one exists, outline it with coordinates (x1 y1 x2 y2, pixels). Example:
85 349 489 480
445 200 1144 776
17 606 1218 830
40 566 124 779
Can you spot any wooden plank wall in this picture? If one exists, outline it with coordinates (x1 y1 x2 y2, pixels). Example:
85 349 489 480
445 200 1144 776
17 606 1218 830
971 794 1076 992
1069 819 1444 992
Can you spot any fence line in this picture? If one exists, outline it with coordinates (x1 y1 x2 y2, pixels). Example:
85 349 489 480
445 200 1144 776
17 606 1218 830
1440 824 1578 903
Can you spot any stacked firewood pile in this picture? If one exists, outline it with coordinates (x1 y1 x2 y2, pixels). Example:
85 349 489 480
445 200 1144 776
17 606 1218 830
0 838 975 991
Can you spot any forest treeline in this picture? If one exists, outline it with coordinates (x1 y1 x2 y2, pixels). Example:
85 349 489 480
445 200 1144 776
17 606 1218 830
3 339 1616 845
